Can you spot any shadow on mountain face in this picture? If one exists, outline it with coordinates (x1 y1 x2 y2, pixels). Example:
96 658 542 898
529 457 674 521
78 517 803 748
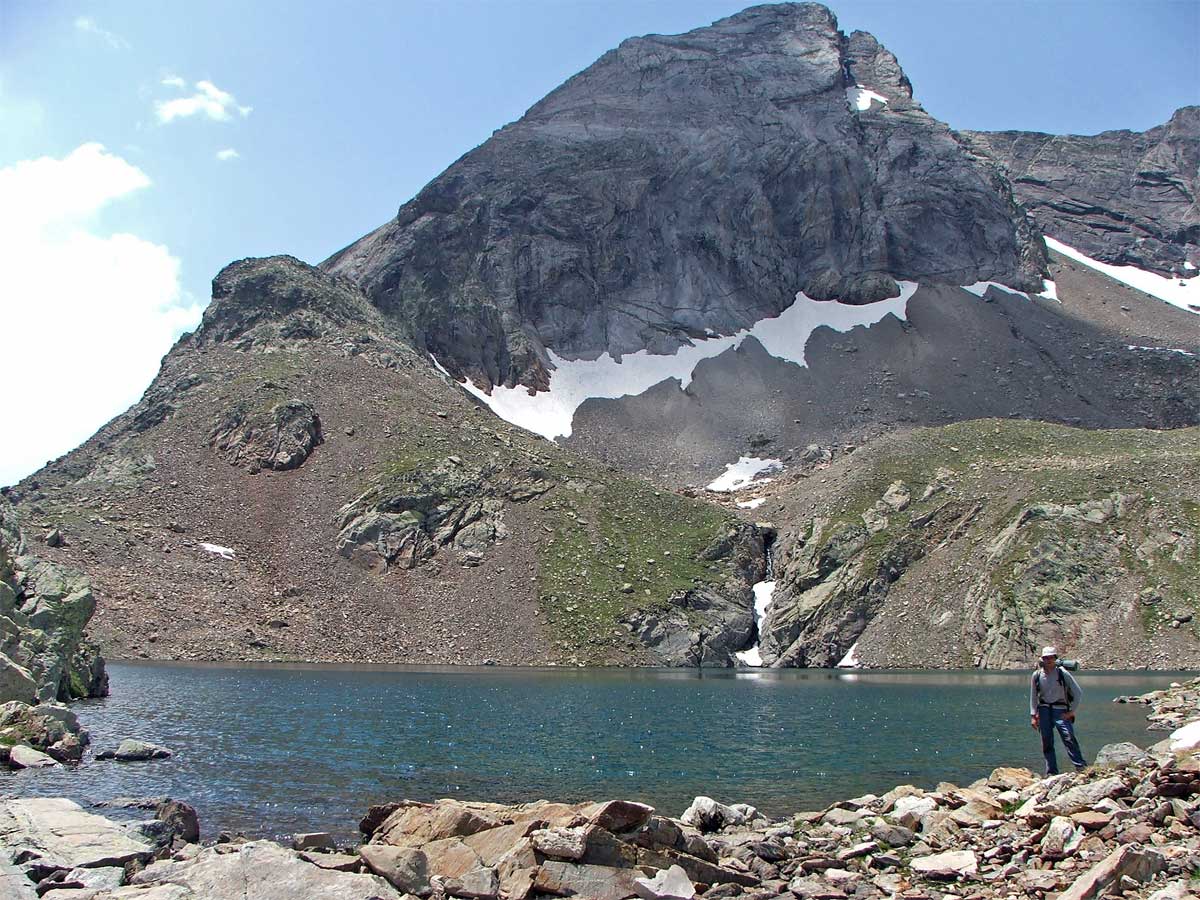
564 280 1200 486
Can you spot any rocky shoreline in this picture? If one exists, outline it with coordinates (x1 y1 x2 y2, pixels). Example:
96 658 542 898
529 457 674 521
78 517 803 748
1116 677 1200 732
3 690 1199 900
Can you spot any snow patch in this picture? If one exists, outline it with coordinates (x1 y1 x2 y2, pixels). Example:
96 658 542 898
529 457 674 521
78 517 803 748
1169 720 1200 753
1126 345 1197 358
199 542 235 560
963 280 1059 304
1186 261 1196 271
736 497 766 510
446 282 917 440
837 642 860 668
846 86 888 111
707 457 783 493
1045 237 1200 314
736 580 777 667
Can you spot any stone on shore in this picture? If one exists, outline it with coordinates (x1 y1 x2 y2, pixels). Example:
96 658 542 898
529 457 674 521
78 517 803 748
1093 741 1153 767
679 796 753 833
1057 844 1165 900
634 863 696 900
7 745 57 768
909 849 978 878
0 701 89 763
109 739 173 762
122 839 403 899
359 844 429 893
0 798 152 873
292 831 336 852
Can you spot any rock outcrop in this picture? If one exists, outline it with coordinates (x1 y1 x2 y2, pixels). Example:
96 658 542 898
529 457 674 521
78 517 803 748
325 3 1044 391
0 499 106 705
963 106 1200 277
752 419 1200 669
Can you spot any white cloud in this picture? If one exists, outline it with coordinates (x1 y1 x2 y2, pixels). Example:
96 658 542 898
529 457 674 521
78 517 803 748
215 148 240 161
0 144 204 486
155 79 252 123
161 75 186 89
74 16 130 50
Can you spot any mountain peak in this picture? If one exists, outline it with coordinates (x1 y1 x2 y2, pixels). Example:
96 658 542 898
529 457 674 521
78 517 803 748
325 5 1042 390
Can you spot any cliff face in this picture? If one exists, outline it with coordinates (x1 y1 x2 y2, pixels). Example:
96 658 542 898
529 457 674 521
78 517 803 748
0 500 107 704
962 107 1200 277
324 3 1044 390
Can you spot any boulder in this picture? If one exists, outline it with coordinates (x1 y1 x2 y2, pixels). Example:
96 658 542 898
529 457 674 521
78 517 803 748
1041 816 1083 859
443 864 500 900
580 799 655 833
292 832 336 852
1043 776 1126 815
888 795 938 830
1057 844 1165 900
534 861 644 900
155 799 200 844
372 801 502 848
680 797 751 833
910 849 978 878
530 826 589 861
0 701 88 762
110 739 172 762
7 745 57 768
820 807 868 827
1093 742 1152 768
788 876 848 899
634 864 696 900
359 844 429 894
0 654 37 705
1168 720 1200 753
869 820 915 847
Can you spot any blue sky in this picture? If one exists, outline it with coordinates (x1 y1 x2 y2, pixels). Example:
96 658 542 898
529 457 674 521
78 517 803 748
1 0 1197 486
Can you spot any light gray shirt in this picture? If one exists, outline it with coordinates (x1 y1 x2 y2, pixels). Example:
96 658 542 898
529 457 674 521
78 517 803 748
1030 666 1082 715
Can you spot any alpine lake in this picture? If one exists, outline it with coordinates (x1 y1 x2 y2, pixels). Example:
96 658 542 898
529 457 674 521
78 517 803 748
3 664 1188 841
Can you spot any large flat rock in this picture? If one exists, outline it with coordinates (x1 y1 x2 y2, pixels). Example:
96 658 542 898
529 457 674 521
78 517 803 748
107 841 403 900
0 798 152 872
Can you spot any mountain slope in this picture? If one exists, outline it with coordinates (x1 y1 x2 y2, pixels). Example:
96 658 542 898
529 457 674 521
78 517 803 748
7 258 764 667
742 419 1200 669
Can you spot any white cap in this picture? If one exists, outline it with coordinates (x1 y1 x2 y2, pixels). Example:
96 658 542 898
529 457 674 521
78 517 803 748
1041 645 1058 658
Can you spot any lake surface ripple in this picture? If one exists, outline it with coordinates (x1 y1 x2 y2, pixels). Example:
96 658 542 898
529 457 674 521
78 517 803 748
2 663 1184 841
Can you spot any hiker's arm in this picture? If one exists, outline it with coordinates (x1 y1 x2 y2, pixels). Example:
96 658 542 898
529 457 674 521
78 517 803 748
1064 669 1082 713
1030 676 1038 719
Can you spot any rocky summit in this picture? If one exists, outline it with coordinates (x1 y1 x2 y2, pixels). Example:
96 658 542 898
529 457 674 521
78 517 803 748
324 2 1045 390
5 2 1200 670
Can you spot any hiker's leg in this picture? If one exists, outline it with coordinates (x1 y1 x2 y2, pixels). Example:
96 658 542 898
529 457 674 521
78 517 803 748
1038 705 1058 775
1053 710 1086 769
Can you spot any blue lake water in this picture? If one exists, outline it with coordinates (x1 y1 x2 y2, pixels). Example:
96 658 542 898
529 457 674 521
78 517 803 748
2 663 1185 841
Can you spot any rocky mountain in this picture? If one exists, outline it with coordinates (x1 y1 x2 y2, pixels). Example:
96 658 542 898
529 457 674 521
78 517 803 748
324 2 1045 392
6 2 1199 669
962 107 1200 278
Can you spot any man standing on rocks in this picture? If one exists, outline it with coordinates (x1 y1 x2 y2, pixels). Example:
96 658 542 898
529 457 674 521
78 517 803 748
1030 645 1086 775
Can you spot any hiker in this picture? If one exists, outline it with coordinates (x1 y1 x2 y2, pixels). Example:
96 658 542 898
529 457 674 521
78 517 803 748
1029 645 1086 775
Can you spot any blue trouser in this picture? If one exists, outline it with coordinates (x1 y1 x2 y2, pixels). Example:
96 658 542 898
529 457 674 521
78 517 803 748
1038 704 1085 774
